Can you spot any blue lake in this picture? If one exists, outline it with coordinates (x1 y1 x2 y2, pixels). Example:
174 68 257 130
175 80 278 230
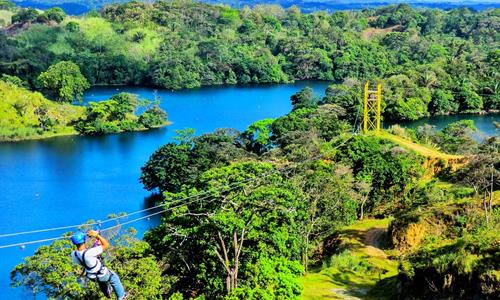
0 81 498 298
0 81 329 298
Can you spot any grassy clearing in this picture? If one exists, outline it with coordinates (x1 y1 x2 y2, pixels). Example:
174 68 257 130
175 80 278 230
0 81 85 142
362 25 401 39
301 219 399 300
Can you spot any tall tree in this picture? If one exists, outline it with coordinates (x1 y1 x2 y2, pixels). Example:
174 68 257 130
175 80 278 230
145 162 306 297
290 87 318 111
38 61 90 103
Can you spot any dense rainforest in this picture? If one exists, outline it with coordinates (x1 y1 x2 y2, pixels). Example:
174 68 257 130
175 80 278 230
0 0 499 122
8 0 500 14
2 0 499 299
11 87 499 299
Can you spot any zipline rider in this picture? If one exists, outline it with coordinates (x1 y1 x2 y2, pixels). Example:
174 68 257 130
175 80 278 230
71 230 128 299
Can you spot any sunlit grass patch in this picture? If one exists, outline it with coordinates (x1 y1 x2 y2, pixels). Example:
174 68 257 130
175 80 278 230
302 219 398 299
344 218 391 232
0 9 13 27
303 250 398 299
124 27 162 56
0 81 85 141
68 16 115 40
300 273 343 300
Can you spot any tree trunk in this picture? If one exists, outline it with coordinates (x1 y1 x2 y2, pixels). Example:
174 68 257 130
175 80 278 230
226 275 231 293
215 228 246 295
215 231 232 293
360 196 367 220
483 192 489 225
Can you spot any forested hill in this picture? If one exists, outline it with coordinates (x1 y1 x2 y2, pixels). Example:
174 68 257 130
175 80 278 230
1 1 499 121
11 0 500 15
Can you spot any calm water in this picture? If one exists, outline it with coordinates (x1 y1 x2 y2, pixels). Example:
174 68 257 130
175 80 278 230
0 81 329 298
386 113 500 141
0 81 498 298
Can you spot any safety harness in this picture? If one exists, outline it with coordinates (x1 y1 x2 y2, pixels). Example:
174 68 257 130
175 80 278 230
73 249 107 278
74 249 113 298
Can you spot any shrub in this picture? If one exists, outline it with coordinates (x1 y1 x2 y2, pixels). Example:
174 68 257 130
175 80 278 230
138 106 167 128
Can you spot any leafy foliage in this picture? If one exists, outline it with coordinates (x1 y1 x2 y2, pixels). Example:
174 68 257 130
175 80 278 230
337 135 424 213
145 161 307 298
38 61 90 103
11 230 163 299
139 106 168 129
0 2 497 119
74 93 168 135
396 193 500 299
412 120 478 154
140 129 250 192
290 87 318 111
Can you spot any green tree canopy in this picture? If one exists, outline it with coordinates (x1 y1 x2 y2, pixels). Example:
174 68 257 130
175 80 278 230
145 162 307 298
42 7 66 24
0 0 14 10
12 8 39 23
11 230 163 299
140 129 249 192
290 87 318 111
38 61 90 103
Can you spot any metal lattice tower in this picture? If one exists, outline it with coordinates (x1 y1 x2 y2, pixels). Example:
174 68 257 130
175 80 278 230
363 81 382 134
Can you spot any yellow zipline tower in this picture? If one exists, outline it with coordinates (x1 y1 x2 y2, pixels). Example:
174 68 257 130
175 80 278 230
363 81 382 134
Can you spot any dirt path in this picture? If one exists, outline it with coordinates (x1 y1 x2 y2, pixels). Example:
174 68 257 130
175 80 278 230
364 228 387 259
330 226 388 298
331 288 365 300
301 219 398 300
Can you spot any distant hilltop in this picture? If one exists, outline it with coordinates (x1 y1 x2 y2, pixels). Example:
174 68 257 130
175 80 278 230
11 0 500 15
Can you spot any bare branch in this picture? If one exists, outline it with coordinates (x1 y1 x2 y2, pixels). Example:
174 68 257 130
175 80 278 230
218 231 230 268
214 248 229 271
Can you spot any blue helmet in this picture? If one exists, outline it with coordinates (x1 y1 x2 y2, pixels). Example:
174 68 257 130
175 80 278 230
71 232 86 245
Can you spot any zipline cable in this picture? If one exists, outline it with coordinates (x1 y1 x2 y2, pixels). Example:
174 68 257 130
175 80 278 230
0 168 283 239
0 110 361 248
0 149 329 250
0 172 273 250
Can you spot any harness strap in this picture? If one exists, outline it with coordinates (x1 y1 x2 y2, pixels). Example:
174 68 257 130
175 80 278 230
74 250 101 275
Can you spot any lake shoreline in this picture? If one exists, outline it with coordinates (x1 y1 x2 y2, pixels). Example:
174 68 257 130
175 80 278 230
0 121 172 143
2 107 497 143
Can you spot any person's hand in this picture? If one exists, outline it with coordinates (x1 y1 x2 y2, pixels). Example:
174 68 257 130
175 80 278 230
87 230 99 237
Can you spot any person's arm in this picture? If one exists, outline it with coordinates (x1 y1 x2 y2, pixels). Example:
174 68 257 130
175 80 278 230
87 230 110 251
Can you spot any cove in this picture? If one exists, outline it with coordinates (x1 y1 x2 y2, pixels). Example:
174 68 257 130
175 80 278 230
0 81 330 298
386 113 499 141
0 81 498 298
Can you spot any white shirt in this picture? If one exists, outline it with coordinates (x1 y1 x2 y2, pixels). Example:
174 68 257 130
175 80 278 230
72 246 109 279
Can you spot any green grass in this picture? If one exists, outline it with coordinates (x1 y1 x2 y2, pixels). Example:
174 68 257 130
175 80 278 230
301 219 398 300
124 27 162 56
0 10 13 27
344 218 392 232
301 273 343 300
0 81 85 141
